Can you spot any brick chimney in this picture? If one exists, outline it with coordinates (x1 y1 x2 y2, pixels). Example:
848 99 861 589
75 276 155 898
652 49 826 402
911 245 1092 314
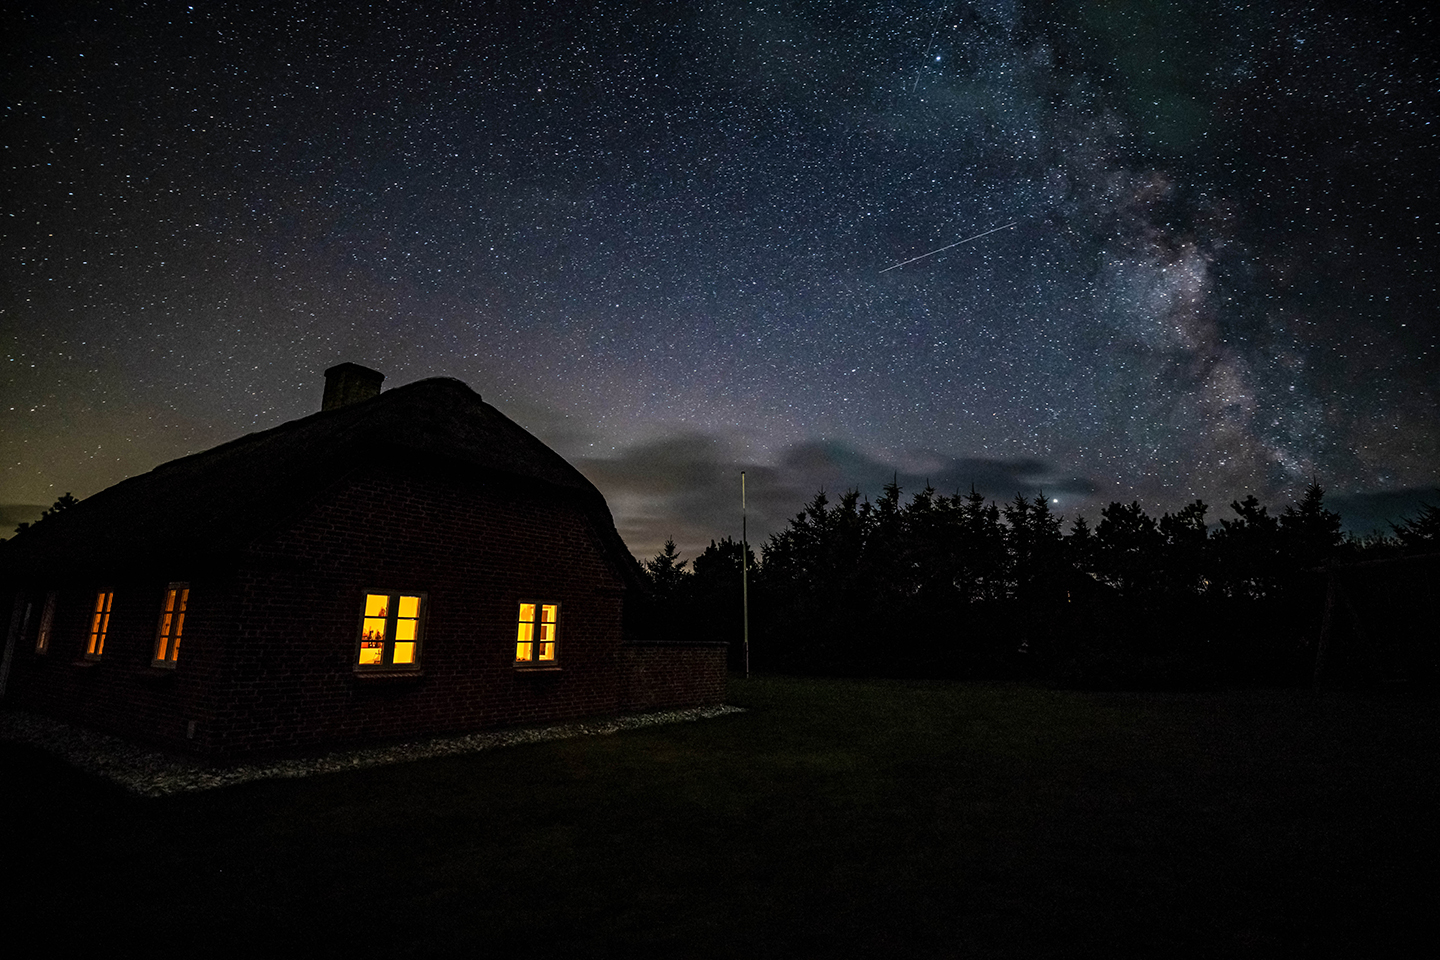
322 363 385 411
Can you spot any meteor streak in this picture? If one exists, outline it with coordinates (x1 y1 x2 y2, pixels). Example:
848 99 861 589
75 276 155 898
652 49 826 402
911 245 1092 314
879 220 1018 273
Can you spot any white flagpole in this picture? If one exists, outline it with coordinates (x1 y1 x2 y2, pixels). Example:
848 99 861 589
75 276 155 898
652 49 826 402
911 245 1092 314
742 471 750 679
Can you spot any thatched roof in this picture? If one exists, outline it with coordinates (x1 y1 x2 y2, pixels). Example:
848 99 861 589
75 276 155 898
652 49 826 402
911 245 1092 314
0 377 634 582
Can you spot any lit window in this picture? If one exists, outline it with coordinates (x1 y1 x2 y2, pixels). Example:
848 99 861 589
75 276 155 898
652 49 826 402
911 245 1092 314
153 583 189 666
515 602 559 665
356 592 425 670
35 590 57 654
87 591 113 658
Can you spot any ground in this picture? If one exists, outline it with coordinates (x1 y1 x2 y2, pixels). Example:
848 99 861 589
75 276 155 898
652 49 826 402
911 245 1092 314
4 676 1436 957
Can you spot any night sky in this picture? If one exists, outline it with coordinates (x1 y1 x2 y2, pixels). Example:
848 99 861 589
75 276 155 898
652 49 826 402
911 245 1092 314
4 1 1437 560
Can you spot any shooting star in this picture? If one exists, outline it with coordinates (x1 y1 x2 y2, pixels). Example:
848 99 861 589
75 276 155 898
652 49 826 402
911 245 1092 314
879 220 1018 274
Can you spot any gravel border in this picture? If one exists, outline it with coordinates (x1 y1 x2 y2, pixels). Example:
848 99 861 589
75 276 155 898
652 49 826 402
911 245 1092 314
0 704 746 798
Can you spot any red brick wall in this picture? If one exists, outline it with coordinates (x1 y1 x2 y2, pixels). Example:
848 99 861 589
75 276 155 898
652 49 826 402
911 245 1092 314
201 467 634 758
5 464 713 760
2 573 238 755
618 641 728 712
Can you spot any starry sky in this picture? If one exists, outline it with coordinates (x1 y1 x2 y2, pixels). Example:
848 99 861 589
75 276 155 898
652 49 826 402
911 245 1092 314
4 0 1437 560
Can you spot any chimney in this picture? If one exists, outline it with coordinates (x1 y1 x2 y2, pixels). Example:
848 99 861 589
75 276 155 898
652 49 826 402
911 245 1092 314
322 363 385 411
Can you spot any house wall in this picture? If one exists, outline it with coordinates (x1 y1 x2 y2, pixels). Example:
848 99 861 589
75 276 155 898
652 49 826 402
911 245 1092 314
2 572 238 755
201 465 638 758
3 464 729 760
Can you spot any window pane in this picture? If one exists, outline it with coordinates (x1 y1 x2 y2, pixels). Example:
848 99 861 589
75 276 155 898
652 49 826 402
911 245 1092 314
395 618 417 641
365 594 389 618
398 595 420 619
359 642 384 665
393 641 415 664
89 592 112 656
157 613 173 660
516 613 534 661
542 604 557 623
363 617 387 643
519 603 536 623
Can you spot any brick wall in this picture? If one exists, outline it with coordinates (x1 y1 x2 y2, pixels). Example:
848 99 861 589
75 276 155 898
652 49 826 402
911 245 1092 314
5 463 706 761
203 466 632 759
3 572 237 755
618 641 728 713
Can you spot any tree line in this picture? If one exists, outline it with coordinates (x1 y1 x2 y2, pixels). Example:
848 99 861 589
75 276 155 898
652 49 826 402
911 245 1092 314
638 483 1439 688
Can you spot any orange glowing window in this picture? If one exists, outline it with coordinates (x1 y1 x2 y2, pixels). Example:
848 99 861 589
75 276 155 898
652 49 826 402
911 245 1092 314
356 591 425 670
153 583 189 666
515 601 559 665
87 591 113 658
35 590 57 654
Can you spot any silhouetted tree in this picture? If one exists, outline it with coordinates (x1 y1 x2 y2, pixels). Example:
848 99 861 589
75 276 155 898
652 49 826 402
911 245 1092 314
956 486 1007 604
690 536 755 656
1157 500 1210 598
1279 482 1344 570
13 492 78 535
1066 514 1096 574
1094 501 1163 598
639 536 692 640
1391 501 1440 549
643 537 690 603
1210 495 1281 600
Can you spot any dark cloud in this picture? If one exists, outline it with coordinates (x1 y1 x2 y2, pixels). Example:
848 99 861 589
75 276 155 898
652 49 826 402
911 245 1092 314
1328 488 1440 536
577 431 1104 561
0 505 46 535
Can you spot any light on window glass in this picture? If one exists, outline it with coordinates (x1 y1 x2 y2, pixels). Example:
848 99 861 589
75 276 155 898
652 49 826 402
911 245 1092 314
158 609 174 659
516 604 535 661
173 587 188 654
539 605 557 660
393 642 415 664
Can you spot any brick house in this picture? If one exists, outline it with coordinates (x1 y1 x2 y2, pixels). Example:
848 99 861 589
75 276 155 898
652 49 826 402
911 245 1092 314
0 365 726 760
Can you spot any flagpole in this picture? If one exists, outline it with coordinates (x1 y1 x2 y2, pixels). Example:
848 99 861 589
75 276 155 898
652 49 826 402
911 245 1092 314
742 471 750 679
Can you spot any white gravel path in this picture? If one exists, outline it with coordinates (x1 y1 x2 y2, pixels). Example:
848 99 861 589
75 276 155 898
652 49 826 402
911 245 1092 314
0 704 745 798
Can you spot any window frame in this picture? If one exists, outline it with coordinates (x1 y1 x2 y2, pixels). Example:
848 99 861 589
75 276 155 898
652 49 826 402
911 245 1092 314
151 582 190 668
514 600 561 669
35 589 57 654
353 590 427 673
85 590 113 660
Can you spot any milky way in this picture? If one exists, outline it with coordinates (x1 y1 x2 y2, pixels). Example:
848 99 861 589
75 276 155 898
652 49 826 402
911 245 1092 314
4 1 1436 558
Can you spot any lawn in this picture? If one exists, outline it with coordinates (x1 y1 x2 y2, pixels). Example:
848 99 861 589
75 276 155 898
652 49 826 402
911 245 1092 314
4 676 1437 958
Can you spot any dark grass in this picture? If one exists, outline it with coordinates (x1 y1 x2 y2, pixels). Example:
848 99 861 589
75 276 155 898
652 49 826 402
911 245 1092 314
5 677 1438 958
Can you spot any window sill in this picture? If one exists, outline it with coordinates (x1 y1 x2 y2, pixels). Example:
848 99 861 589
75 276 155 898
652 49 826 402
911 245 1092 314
514 665 562 673
150 660 178 671
352 669 425 680
71 659 100 668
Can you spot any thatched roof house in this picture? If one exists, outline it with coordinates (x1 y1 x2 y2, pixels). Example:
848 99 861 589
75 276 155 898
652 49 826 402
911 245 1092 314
0 364 725 760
